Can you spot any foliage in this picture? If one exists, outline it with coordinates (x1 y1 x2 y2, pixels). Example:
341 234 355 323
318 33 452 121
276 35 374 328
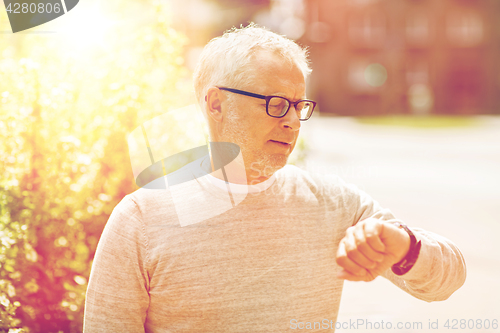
0 1 192 331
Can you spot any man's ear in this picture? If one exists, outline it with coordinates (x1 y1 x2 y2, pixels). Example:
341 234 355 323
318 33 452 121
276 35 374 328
205 87 224 123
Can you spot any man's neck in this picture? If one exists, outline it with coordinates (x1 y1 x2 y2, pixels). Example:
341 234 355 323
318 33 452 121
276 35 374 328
202 154 274 185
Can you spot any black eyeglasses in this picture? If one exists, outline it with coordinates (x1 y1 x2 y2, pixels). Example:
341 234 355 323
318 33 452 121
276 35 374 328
217 87 316 121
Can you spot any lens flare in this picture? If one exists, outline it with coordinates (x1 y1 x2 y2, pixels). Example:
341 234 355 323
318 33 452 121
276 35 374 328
364 63 387 87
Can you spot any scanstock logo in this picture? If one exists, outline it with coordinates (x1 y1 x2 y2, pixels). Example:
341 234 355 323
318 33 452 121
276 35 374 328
3 0 79 33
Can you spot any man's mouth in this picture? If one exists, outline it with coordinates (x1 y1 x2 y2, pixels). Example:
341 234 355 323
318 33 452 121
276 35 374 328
269 140 291 146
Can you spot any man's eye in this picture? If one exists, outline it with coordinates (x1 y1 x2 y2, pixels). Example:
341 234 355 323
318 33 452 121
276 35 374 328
270 101 286 107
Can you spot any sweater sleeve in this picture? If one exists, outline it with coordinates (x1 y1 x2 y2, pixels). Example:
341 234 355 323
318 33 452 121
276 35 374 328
344 183 467 302
83 195 150 332
381 227 467 302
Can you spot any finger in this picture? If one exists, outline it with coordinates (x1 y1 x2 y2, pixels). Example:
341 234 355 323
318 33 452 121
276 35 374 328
344 229 377 270
336 239 367 277
337 269 377 282
353 225 384 264
363 220 386 253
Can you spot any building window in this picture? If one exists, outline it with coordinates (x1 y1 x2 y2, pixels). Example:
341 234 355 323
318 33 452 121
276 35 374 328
405 14 430 46
446 11 484 47
348 11 386 48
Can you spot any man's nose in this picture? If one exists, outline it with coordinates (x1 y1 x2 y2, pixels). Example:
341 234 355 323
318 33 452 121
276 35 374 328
281 105 301 131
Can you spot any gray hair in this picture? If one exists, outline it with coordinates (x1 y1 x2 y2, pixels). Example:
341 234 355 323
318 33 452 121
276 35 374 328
193 23 312 115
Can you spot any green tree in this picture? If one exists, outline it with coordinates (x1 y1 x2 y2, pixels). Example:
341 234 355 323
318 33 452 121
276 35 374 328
0 1 192 331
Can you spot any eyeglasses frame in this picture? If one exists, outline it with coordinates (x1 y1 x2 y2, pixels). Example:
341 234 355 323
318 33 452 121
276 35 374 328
216 87 316 121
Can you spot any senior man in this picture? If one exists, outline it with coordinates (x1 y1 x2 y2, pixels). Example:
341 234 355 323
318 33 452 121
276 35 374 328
84 24 466 332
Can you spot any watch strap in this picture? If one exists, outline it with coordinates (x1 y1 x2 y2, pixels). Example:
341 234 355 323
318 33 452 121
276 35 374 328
391 222 422 276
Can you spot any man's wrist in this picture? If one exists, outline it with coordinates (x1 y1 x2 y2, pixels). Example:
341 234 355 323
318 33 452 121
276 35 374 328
394 229 411 263
391 222 422 276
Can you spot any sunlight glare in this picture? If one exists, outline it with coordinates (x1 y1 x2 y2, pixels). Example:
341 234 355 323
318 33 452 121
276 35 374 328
57 2 116 54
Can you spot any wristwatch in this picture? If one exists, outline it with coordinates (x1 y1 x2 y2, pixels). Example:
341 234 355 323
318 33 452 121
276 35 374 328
391 222 422 276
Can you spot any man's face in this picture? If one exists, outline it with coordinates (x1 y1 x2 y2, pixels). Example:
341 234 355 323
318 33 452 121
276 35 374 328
219 51 306 178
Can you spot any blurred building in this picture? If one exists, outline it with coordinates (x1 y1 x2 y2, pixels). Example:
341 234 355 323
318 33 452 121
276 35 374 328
169 0 500 116
302 0 500 115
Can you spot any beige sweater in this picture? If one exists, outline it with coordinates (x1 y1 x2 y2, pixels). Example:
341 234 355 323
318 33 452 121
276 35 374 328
84 164 466 332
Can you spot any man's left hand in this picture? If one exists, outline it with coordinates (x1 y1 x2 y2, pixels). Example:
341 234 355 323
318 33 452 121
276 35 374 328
336 218 411 281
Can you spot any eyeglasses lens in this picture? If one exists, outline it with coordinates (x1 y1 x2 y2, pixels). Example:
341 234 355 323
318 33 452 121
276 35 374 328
297 101 313 120
268 97 289 117
268 97 313 120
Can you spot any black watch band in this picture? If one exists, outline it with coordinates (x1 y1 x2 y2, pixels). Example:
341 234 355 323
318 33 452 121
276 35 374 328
391 222 422 276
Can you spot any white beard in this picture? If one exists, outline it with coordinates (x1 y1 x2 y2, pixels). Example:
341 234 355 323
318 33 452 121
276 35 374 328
221 103 288 181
